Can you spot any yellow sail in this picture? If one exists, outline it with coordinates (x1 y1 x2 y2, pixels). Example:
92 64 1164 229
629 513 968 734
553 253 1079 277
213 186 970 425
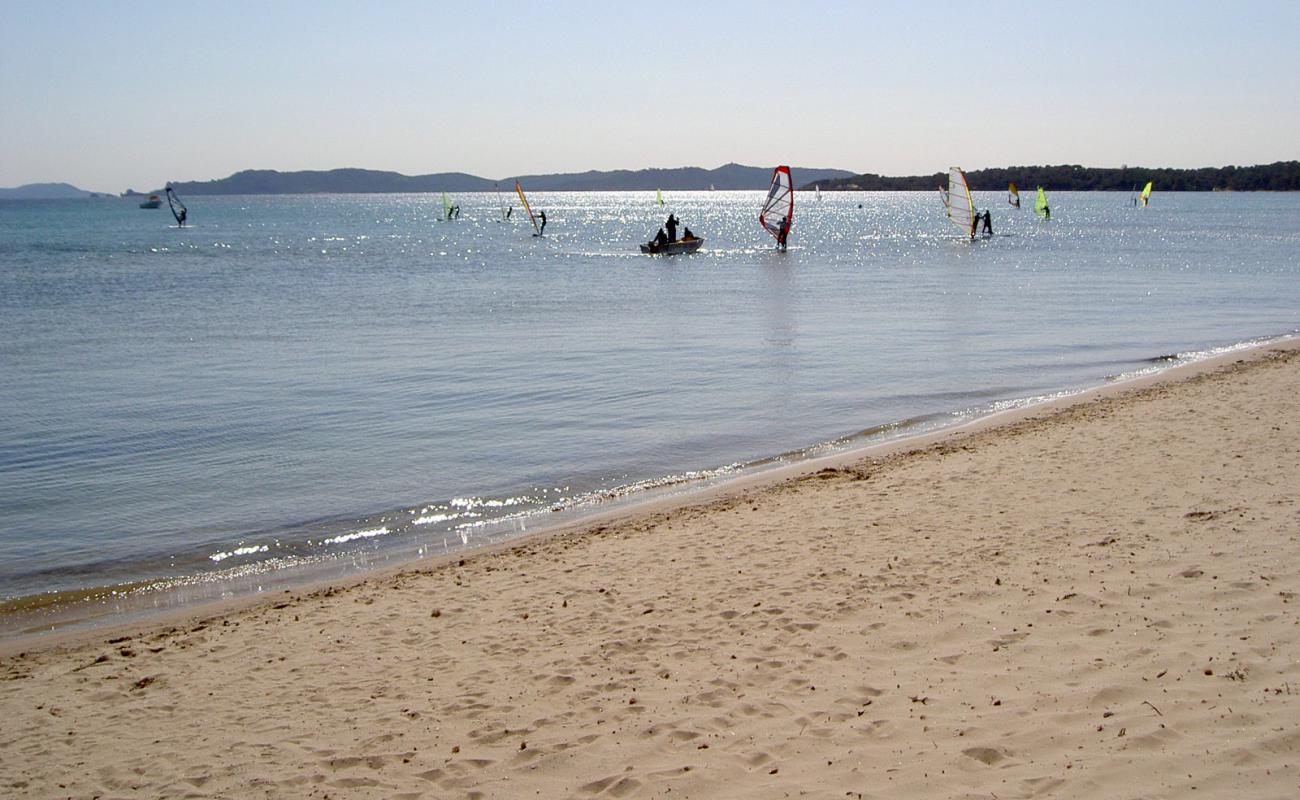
515 181 540 235
1008 181 1020 208
1140 181 1153 206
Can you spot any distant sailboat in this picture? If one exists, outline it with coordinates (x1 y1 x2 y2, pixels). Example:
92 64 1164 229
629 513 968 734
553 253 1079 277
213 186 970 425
138 194 161 209
1140 181 1153 207
759 165 794 248
655 188 665 206
815 184 822 201
515 180 542 236
165 185 187 226
1008 182 1021 208
943 167 977 239
1034 186 1050 219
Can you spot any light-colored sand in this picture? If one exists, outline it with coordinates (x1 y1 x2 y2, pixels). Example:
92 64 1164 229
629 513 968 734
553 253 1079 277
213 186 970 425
2 343 1298 799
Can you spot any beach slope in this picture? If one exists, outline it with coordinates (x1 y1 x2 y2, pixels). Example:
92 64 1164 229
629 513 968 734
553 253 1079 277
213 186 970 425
2 343 1298 798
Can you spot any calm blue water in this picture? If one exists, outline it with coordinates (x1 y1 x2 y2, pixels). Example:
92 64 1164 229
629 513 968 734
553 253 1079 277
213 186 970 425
1 191 1298 624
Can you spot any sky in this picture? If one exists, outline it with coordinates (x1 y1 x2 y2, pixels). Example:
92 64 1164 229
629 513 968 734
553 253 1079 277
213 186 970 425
2 1 1298 191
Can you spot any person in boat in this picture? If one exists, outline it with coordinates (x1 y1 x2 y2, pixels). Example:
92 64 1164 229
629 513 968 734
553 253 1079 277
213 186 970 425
538 210 547 235
981 209 993 236
680 226 696 242
665 213 678 243
651 227 669 250
776 215 790 250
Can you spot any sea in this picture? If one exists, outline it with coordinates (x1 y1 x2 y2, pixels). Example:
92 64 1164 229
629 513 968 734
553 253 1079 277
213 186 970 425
2 190 1298 638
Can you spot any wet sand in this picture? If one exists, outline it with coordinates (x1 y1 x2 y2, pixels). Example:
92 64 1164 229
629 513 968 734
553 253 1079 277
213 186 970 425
2 341 1298 799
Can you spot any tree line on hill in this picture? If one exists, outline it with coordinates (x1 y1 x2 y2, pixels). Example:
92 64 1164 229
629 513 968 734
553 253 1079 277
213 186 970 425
811 161 1300 192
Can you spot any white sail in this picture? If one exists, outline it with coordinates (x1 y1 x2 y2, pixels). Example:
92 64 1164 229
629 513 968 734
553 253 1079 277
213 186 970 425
945 167 976 236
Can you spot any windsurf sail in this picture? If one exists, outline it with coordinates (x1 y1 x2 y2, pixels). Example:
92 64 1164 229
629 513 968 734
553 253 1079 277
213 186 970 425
1035 186 1050 218
165 186 187 226
1140 181 1153 207
758 165 794 242
945 167 976 237
496 183 509 221
655 188 664 206
442 191 453 220
815 184 822 201
515 180 540 235
1008 182 1020 208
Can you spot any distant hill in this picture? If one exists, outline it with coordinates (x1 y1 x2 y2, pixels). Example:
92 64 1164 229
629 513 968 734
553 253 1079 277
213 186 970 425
813 161 1300 192
166 164 857 195
0 182 96 199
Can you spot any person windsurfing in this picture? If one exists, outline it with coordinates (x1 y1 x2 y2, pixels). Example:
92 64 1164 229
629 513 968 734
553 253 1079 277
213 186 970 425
538 210 547 236
777 215 790 250
981 210 993 237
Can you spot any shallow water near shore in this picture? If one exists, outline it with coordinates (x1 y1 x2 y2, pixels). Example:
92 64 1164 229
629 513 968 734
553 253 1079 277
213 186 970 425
2 190 1298 636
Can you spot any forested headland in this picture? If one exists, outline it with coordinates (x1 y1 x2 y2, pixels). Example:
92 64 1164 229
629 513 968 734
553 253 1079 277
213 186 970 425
811 161 1300 191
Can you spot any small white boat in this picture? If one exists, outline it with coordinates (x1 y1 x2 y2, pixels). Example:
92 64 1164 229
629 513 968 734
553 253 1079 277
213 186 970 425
138 194 161 209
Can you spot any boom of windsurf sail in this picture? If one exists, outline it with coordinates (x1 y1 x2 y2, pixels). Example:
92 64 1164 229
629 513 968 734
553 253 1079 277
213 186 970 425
165 186 187 226
758 165 793 241
1008 182 1020 208
1140 181 1153 206
945 167 976 237
1035 186 1049 218
516 180 540 235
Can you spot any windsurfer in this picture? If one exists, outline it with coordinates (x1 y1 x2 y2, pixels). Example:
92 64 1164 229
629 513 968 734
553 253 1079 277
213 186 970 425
539 210 547 236
1043 204 1051 220
506 207 513 219
665 214 678 243
777 215 790 250
178 207 187 227
981 210 993 236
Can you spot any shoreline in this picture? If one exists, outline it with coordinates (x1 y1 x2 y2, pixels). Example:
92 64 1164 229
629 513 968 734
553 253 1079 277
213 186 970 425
3 334 1295 652
2 338 1297 796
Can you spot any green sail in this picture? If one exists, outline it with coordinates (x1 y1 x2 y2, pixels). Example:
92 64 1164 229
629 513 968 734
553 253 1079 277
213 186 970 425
1035 186 1050 218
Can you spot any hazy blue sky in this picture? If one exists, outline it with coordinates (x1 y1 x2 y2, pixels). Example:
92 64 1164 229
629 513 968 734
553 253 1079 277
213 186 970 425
2 1 1297 190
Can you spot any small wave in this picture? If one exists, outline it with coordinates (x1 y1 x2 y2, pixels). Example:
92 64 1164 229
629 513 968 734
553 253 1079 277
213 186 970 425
208 544 269 563
322 526 389 546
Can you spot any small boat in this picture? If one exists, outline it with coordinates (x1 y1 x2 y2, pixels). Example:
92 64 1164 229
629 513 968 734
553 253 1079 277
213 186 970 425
138 194 161 209
640 238 704 255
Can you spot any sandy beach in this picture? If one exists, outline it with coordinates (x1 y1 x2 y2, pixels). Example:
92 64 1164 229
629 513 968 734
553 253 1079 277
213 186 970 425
2 341 1298 799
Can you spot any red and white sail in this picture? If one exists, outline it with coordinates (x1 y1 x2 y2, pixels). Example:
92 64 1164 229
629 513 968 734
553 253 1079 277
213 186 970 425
759 165 794 241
